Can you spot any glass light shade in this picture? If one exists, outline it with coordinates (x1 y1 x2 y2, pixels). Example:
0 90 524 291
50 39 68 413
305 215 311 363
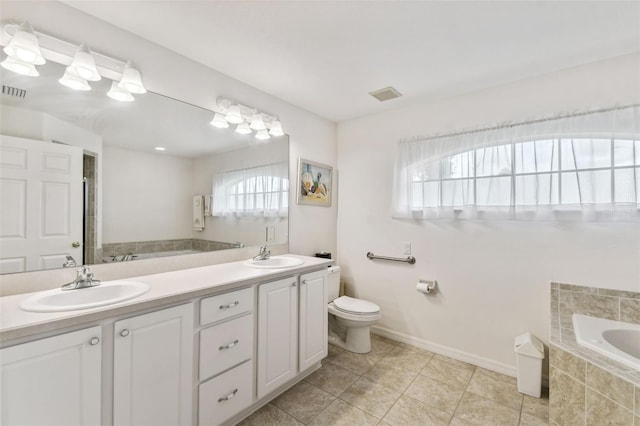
67 43 101 81
269 119 284 137
107 81 134 102
235 122 252 135
249 112 266 130
58 69 91 91
225 105 243 124
118 60 146 94
210 113 229 128
3 22 46 65
1 57 39 77
255 129 271 141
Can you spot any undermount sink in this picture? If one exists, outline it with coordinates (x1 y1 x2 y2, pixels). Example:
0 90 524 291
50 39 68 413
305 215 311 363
19 280 150 313
243 256 304 269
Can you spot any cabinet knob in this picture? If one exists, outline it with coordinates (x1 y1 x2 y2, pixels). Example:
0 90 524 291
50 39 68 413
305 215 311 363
219 301 239 310
218 339 239 351
218 389 238 402
120 329 130 337
291 282 297 287
302 280 307 285
89 337 100 345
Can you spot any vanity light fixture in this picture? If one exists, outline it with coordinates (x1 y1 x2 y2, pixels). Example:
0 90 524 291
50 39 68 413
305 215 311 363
225 104 244 124
1 21 147 101
107 81 134 102
58 69 91 91
269 118 284 137
249 111 266 131
66 43 101 81
2 21 45 65
210 113 229 128
1 56 39 77
235 122 252 135
255 129 271 141
118 60 146 94
215 97 285 138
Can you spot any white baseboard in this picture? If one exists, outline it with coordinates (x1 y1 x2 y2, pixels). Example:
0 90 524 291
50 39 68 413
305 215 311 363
371 325 550 387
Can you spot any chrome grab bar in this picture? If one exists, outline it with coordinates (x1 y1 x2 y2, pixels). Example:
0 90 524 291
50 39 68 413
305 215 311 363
366 252 416 264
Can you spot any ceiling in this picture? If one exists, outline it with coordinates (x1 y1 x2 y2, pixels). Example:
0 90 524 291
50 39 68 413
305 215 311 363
63 1 640 123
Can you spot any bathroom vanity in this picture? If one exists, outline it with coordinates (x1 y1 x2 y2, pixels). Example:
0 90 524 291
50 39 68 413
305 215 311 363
0 255 331 426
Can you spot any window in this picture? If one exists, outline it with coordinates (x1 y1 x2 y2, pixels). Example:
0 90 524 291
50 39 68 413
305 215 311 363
212 162 288 217
393 106 640 220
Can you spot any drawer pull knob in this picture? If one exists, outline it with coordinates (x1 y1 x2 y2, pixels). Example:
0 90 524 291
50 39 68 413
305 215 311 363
219 339 239 350
291 282 297 287
120 329 130 337
219 301 239 310
302 280 307 284
218 389 238 402
89 337 100 345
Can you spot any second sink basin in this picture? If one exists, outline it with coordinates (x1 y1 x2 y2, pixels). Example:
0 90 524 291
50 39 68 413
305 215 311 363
19 280 150 313
243 256 304 269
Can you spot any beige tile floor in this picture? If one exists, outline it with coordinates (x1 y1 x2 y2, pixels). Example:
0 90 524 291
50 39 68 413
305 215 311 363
238 335 549 426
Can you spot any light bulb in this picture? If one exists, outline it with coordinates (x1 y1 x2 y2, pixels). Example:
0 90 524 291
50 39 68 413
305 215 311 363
225 105 243 124
118 60 146 94
59 69 90 91
3 21 46 65
249 112 266 130
67 43 101 82
107 81 134 102
255 129 271 141
235 122 252 135
210 113 229 128
1 57 39 77
269 119 284 137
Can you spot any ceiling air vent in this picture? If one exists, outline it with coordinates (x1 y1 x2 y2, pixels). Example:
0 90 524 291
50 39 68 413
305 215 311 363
2 85 26 99
368 86 402 102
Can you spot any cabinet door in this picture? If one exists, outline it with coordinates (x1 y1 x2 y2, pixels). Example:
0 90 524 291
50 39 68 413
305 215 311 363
0 326 102 426
257 276 298 399
299 269 328 371
114 303 194 426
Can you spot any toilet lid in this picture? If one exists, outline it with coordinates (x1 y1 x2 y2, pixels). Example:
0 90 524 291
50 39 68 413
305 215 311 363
333 296 380 315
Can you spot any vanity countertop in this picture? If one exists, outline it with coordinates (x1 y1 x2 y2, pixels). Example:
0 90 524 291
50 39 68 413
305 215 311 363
0 255 332 343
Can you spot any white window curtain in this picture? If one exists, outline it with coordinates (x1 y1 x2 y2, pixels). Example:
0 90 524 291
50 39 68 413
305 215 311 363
392 105 640 221
212 162 288 217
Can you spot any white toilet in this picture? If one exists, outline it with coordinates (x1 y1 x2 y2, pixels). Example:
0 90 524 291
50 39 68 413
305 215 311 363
327 266 381 353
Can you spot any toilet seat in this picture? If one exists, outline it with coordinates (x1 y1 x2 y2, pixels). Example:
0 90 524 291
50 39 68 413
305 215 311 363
333 296 380 315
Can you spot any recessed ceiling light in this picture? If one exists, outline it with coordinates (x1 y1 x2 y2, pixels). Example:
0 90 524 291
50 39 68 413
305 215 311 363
368 86 402 102
154 147 166 151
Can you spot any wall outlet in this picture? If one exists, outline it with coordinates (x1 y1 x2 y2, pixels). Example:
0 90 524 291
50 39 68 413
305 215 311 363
266 226 275 242
403 241 411 255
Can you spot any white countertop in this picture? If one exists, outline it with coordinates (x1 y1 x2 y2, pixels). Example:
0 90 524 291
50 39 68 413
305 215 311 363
0 254 332 343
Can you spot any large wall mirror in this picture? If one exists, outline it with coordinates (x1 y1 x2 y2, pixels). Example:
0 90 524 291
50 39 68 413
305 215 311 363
0 61 289 274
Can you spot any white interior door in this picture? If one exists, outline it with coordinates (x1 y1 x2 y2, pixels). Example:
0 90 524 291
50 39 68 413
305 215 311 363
0 135 83 273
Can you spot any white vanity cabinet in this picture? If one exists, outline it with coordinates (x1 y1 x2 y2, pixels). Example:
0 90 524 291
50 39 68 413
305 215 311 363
113 303 194 426
0 326 102 426
198 287 254 426
256 269 328 399
299 269 329 371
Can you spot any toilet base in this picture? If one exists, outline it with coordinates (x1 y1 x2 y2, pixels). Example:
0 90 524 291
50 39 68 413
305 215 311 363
328 320 372 354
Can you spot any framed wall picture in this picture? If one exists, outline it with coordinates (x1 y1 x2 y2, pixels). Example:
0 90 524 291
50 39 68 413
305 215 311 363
297 158 332 206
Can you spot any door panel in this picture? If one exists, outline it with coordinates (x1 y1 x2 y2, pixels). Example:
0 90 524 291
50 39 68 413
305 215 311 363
0 135 83 273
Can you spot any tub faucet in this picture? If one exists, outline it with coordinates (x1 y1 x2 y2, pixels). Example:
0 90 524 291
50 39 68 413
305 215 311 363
62 265 101 290
253 245 271 261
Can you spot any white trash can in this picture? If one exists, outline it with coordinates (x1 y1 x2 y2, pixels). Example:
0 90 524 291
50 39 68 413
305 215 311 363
514 332 544 398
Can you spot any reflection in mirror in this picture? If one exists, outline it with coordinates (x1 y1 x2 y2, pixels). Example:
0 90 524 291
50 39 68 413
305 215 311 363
0 61 289 274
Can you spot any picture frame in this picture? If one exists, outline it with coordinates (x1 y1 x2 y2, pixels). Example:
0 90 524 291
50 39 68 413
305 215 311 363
297 158 333 207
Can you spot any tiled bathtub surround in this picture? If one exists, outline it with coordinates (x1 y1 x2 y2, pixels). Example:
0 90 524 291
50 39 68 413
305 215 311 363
102 239 239 258
550 282 640 425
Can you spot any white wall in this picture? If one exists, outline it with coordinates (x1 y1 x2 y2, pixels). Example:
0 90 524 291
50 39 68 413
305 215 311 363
337 53 640 373
192 139 289 246
102 146 193 243
0 1 337 295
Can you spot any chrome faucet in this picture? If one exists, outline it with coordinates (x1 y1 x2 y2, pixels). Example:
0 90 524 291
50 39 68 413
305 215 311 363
62 255 77 268
253 245 271 261
62 265 101 290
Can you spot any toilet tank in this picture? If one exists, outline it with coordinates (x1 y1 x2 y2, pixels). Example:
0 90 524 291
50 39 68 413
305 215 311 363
327 266 340 302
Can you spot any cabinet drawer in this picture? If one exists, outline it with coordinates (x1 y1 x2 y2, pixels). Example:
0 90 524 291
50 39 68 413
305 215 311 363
199 360 253 426
200 314 253 381
201 287 253 325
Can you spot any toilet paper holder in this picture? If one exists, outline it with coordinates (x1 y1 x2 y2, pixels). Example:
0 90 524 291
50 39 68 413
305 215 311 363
417 279 437 294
